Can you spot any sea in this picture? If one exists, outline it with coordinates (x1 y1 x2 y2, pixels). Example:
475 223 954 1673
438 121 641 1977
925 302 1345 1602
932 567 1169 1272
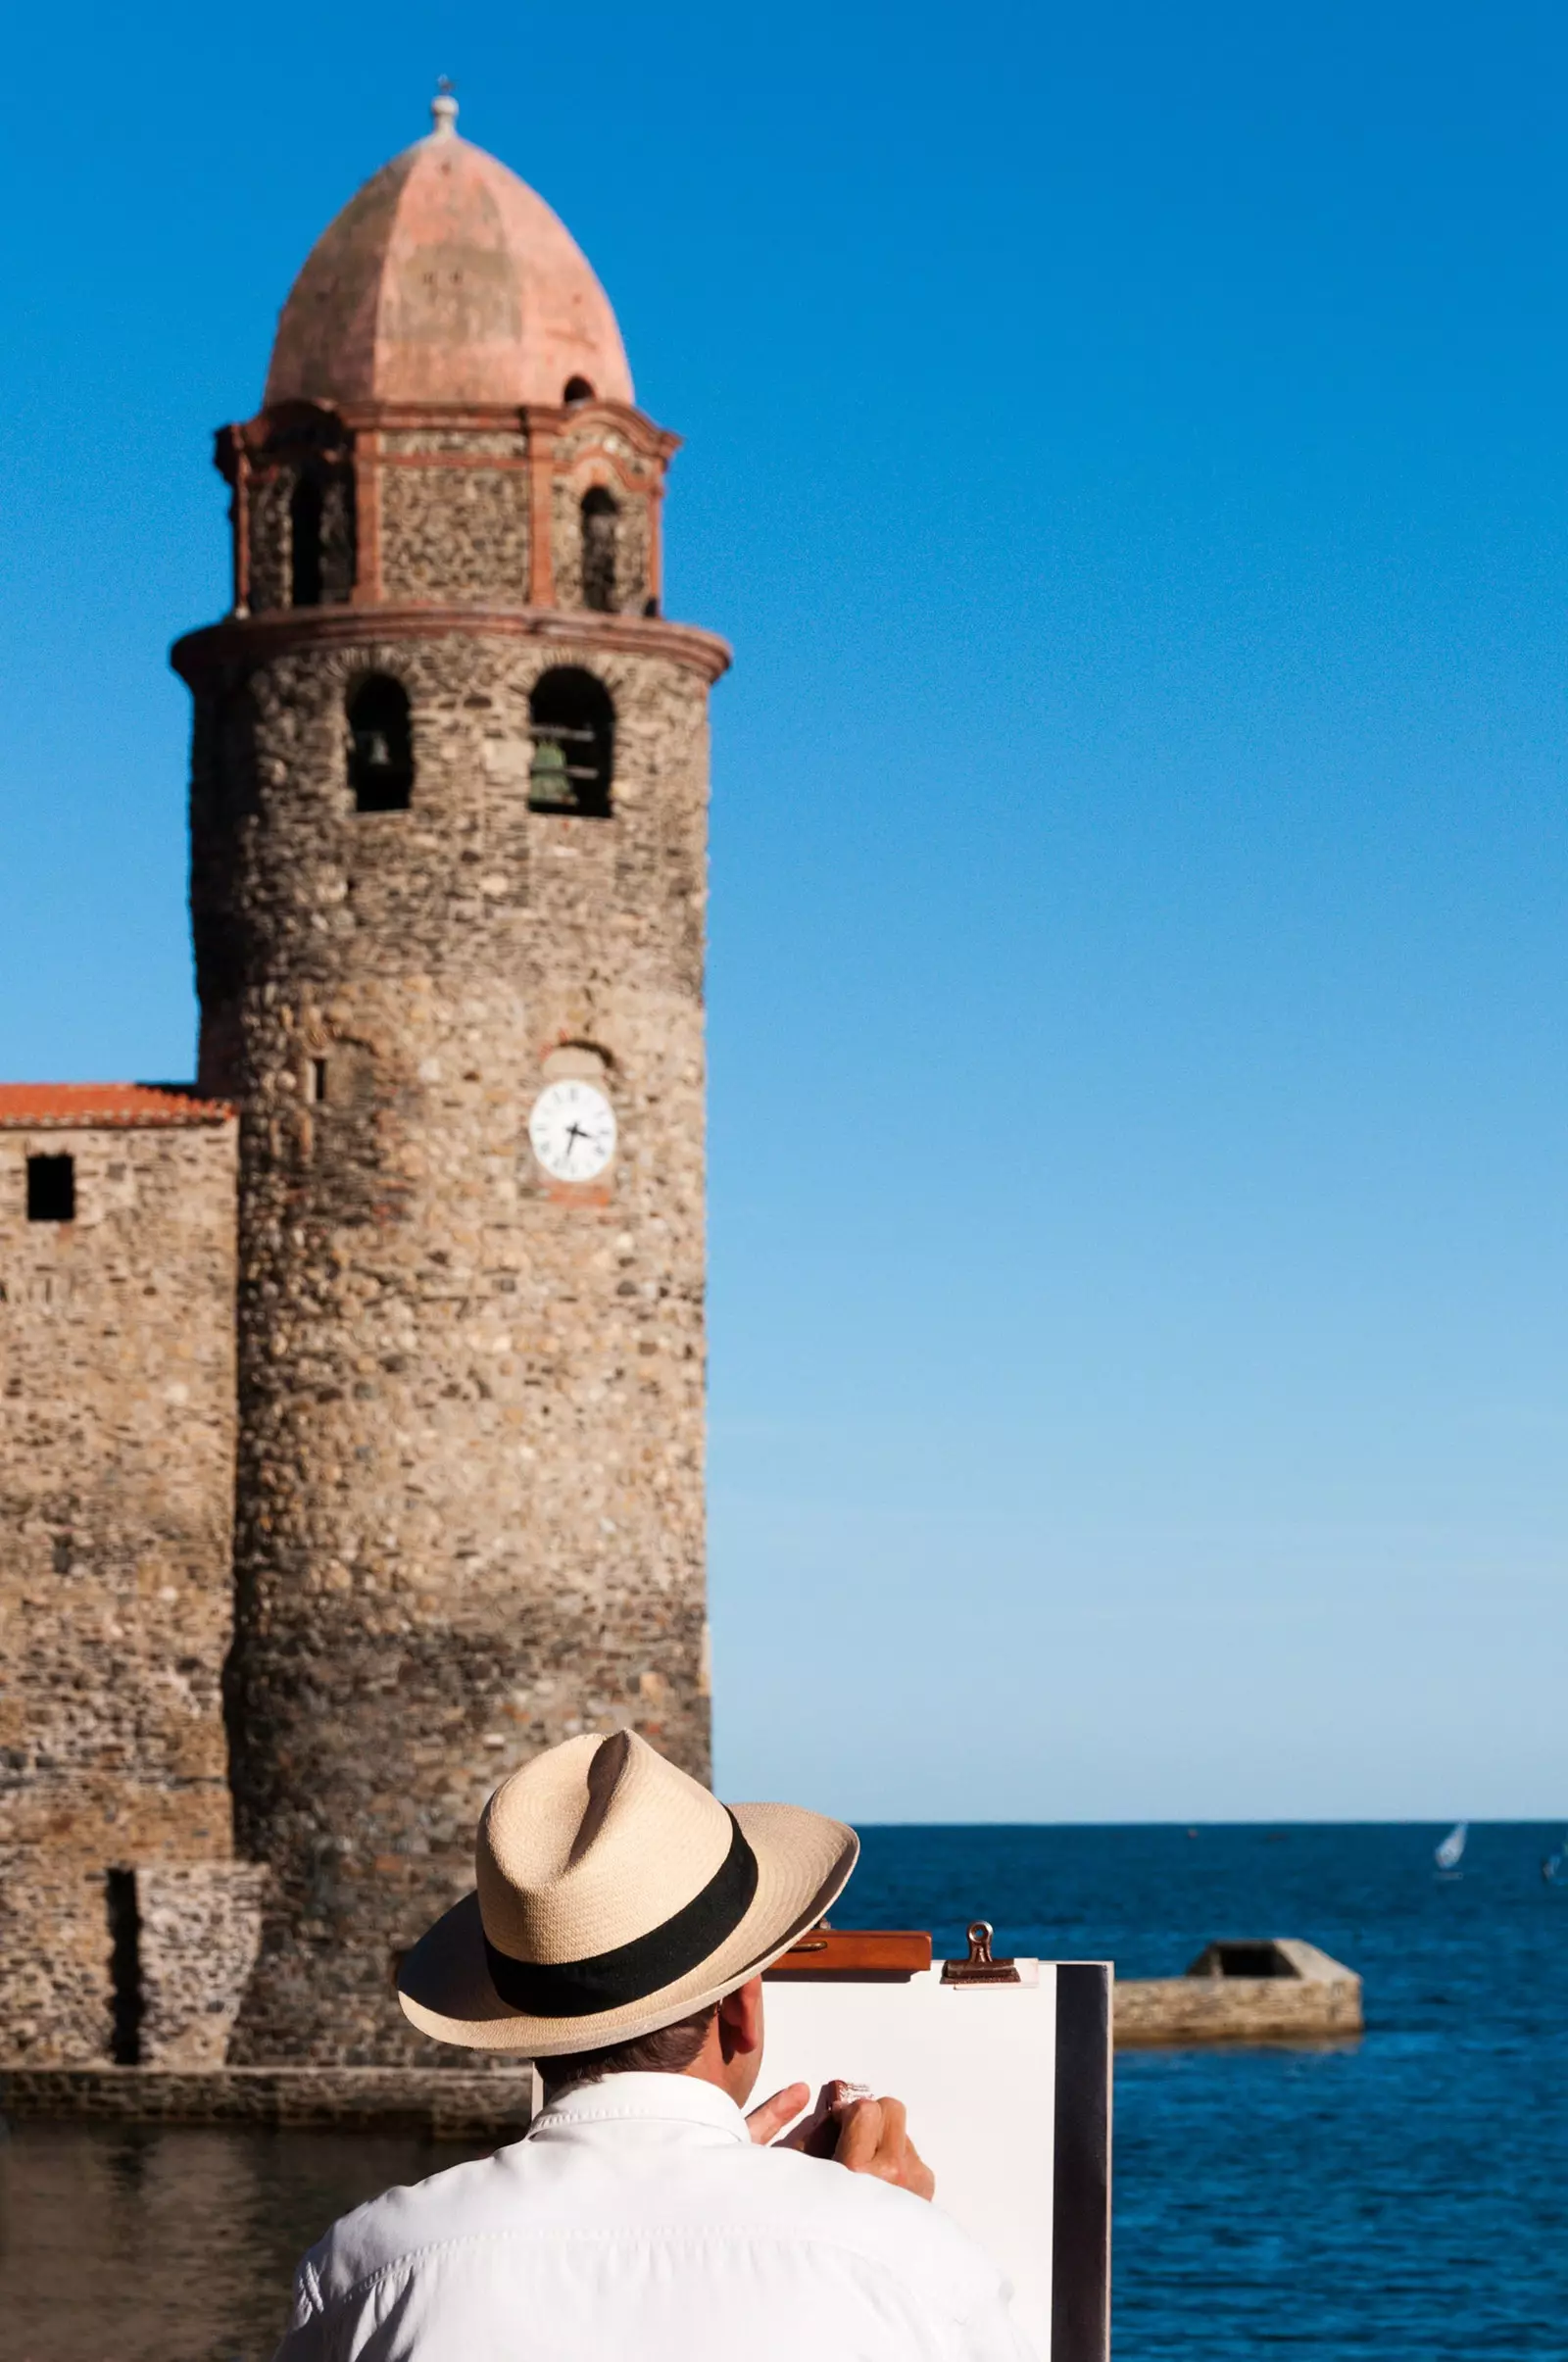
2 1821 1565 2360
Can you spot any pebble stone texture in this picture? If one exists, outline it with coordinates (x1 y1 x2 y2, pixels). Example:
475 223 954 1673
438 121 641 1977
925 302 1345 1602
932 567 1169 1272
133 1861 270 2067
0 1097 239 2063
177 610 725 2060
378 432 533 607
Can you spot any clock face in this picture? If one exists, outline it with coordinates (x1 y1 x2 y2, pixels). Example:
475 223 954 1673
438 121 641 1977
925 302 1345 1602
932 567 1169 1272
528 1079 617 1183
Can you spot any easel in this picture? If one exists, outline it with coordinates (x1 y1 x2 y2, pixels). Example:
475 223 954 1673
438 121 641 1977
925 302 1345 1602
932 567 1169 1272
762 1925 1111 2362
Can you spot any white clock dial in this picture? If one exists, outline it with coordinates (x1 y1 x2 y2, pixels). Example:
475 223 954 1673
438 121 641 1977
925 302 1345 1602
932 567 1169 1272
528 1079 617 1183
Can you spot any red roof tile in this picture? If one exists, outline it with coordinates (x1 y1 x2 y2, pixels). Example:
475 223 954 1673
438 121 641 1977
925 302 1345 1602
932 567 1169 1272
0 1084 235 1131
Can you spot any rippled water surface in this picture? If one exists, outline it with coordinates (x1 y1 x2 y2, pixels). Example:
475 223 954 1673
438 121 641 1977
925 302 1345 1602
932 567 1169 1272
859 1821 1568 2361
2 1823 1564 2359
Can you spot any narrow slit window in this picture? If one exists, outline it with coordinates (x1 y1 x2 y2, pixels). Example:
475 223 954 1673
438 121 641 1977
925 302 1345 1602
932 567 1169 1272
27 1154 75 1222
106 1867 142 2066
348 675 414 812
580 487 619 614
528 669 614 818
308 1058 328 1105
290 474 323 609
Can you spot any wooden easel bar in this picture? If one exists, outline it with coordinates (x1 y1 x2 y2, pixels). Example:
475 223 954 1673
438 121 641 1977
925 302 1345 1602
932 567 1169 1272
763 1928 933 1981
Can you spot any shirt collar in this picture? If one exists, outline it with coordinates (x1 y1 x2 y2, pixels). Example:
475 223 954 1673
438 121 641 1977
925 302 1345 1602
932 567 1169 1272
532 2072 751 2143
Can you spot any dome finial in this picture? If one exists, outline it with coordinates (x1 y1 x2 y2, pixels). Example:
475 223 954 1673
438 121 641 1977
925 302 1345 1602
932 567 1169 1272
431 77 459 138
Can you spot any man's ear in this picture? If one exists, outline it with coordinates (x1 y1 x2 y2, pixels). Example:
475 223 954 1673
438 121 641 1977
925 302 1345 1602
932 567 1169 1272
716 1975 764 2060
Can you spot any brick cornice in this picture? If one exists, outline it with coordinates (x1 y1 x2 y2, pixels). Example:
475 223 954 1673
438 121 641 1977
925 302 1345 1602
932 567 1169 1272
215 399 679 475
171 604 732 687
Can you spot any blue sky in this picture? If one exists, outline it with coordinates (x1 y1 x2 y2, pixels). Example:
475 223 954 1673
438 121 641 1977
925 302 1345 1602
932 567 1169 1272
2 3 1564 1820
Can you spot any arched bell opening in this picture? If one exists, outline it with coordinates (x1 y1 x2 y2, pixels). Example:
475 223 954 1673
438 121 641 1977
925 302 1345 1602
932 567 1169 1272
580 486 620 615
290 473 324 609
347 675 414 812
528 668 614 818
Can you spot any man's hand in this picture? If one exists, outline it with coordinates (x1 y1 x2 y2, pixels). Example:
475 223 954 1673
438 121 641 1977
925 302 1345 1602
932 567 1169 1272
831 2092 936 2201
746 2082 810 2144
759 2077 935 2201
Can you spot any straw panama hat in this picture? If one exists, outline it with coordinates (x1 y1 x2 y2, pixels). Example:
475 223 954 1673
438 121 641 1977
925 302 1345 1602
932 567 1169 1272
397 1729 859 2054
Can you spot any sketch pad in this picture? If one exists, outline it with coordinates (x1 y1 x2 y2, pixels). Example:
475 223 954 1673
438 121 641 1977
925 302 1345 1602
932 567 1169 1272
760 1960 1111 2362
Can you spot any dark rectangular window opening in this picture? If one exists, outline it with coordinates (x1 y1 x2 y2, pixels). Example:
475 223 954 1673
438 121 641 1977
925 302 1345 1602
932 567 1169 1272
308 1058 328 1105
27 1154 75 1222
106 1867 143 2065
1213 1943 1292 1980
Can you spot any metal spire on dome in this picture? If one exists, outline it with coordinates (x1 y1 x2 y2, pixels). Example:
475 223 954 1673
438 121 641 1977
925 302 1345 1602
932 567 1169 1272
430 77 459 137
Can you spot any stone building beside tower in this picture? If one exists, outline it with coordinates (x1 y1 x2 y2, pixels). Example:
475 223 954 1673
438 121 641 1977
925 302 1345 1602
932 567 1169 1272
0 94 728 2065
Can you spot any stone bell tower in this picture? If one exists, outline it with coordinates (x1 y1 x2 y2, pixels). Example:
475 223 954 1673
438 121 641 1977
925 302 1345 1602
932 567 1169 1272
173 92 728 2061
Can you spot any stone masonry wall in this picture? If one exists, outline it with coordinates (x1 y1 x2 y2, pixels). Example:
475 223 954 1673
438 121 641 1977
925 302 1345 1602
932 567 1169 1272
378 432 532 607
188 626 712 2063
0 1119 238 2062
248 471 291 615
135 1861 270 2067
380 464 532 603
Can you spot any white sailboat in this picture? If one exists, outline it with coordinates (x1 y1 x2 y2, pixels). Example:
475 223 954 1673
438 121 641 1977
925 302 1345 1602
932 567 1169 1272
1434 1821 1467 1874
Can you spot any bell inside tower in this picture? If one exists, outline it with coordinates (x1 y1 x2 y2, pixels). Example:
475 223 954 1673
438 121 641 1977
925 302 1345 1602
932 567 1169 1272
347 675 414 812
528 667 614 815
581 487 620 614
290 474 324 609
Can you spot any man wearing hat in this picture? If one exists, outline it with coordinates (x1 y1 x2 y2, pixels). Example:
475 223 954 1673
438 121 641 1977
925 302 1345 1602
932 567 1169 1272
275 1731 1034 2358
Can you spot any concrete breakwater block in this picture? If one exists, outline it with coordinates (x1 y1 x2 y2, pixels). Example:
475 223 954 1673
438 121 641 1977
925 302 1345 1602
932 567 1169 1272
1114 1939 1363 2046
0 2064 539 2140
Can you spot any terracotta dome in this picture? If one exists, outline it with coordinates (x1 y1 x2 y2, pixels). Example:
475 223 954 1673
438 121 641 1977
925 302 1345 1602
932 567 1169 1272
265 95 633 412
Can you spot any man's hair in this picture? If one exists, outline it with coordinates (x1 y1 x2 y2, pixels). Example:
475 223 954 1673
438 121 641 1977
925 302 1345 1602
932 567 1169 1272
538 2002 718 2101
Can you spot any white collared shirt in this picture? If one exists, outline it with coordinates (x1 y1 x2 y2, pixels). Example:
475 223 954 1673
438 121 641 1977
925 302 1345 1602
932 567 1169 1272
275 2071 1037 2360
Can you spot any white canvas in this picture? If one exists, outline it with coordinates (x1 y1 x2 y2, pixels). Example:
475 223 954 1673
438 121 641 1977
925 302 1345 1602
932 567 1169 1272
760 1963 1057 2355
